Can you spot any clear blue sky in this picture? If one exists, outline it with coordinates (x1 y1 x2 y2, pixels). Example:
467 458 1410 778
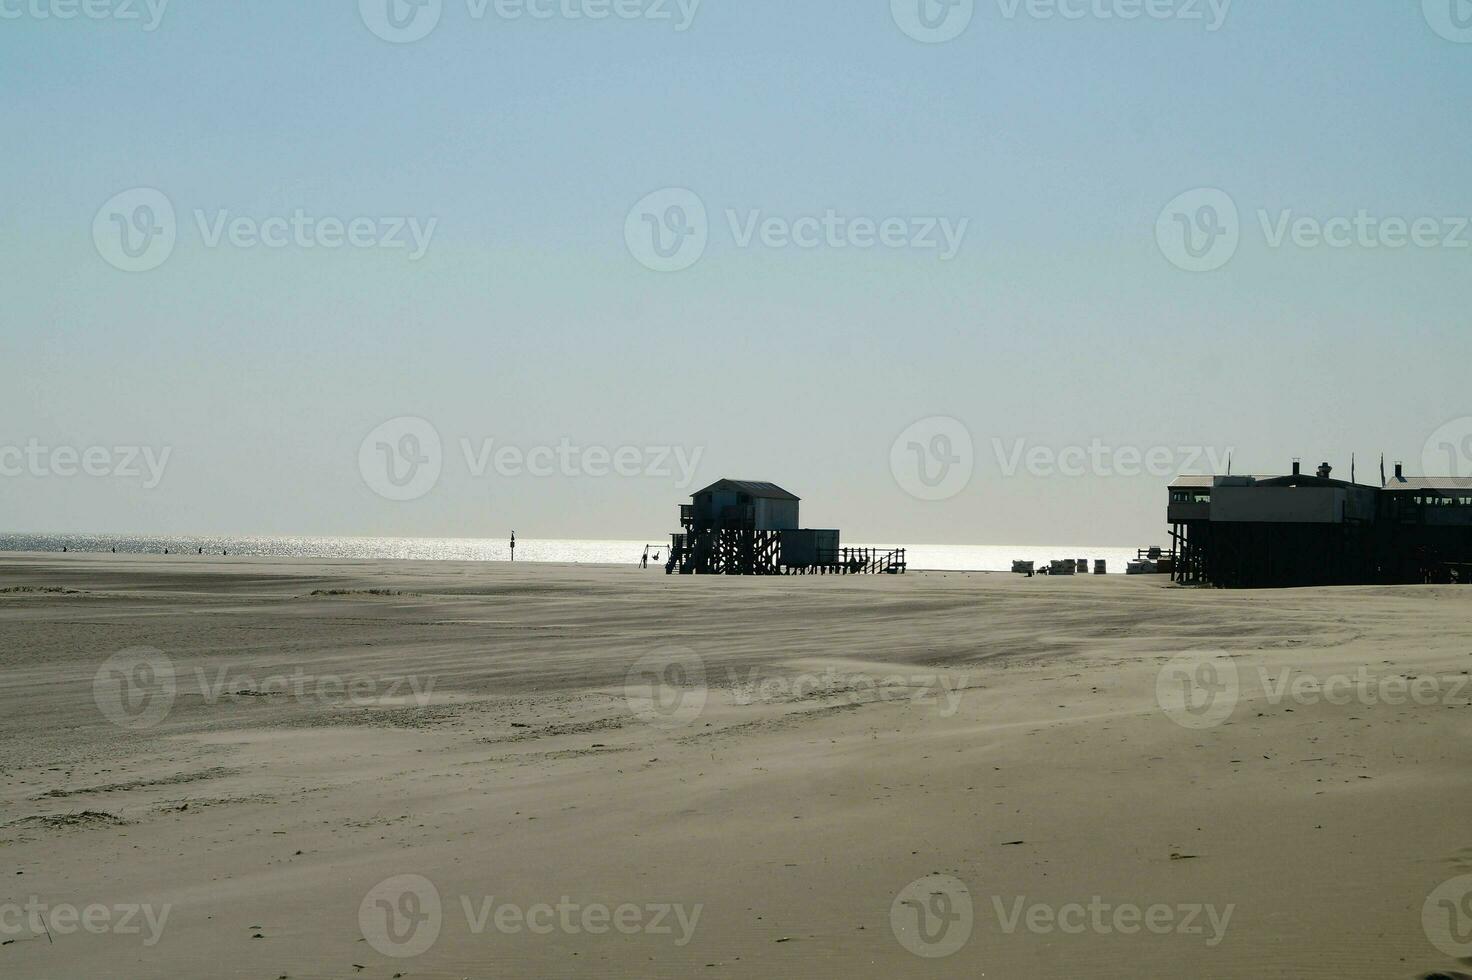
3 0 1470 545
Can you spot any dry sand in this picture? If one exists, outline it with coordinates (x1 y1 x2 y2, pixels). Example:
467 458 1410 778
2 553 1471 979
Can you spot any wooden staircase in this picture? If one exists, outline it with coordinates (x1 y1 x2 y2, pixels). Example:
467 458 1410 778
795 547 907 575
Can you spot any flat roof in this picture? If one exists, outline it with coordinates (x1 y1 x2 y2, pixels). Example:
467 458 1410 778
1173 474 1472 492
1169 474 1272 489
1384 475 1472 491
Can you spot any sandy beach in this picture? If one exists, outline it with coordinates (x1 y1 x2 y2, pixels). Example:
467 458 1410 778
2 553 1471 979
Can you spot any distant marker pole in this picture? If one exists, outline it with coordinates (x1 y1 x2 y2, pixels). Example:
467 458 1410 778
510 531 516 563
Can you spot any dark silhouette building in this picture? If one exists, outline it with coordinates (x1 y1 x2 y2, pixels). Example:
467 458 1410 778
666 479 904 575
1169 461 1472 587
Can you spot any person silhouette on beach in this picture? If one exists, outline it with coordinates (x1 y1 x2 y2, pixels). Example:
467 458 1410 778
641 547 649 569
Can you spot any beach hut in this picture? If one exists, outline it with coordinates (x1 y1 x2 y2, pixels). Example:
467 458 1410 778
666 479 904 576
685 480 800 531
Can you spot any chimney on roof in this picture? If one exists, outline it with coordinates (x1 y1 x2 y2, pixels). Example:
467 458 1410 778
1317 462 1332 479
1395 462 1404 480
1292 459 1301 476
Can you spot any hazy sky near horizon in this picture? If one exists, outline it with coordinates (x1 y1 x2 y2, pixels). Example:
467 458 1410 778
3 0 1471 546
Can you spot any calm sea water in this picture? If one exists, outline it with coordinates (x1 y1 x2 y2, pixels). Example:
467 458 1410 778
0 533 1147 574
